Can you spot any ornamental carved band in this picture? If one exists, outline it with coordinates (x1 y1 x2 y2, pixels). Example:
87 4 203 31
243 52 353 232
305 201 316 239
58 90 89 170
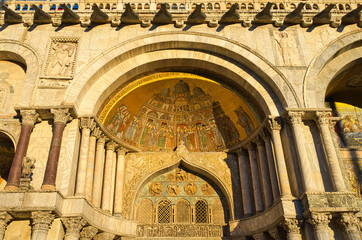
315 111 331 126
31 211 55 232
282 218 302 235
51 108 71 124
308 213 332 231
340 213 360 231
20 110 39 126
287 112 304 126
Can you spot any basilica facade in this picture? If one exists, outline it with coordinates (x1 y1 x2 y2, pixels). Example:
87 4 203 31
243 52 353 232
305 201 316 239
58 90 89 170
0 0 361 239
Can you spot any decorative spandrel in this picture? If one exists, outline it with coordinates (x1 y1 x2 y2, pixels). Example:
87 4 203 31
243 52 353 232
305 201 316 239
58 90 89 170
100 73 259 152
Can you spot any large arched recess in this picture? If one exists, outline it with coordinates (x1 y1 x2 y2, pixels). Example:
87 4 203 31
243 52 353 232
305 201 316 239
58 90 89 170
303 30 362 108
0 40 40 107
64 32 300 117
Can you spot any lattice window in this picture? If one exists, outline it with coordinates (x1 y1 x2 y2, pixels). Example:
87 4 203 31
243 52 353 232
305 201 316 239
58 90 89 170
158 199 172 223
137 199 153 225
195 200 208 223
212 199 224 224
176 200 190 223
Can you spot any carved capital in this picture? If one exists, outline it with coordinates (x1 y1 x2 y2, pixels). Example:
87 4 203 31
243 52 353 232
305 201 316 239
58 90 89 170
61 217 87 238
80 226 98 240
31 211 55 232
51 108 71 124
268 117 282 131
308 213 332 231
287 111 304 126
20 110 39 126
80 117 95 130
246 142 256 151
106 141 116 151
116 147 127 156
94 232 115 240
91 127 102 138
340 213 360 231
97 136 107 145
255 135 264 146
282 218 302 235
0 212 12 234
314 111 331 127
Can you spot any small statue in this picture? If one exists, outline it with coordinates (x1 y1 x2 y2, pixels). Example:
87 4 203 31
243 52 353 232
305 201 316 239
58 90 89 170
20 156 36 190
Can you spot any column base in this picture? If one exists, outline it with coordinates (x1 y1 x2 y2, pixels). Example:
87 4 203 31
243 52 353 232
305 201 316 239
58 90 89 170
4 185 19 191
41 185 56 191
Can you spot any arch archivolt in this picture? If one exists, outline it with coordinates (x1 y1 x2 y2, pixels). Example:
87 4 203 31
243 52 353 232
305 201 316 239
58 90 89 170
303 30 362 108
124 148 234 221
0 40 40 108
64 32 300 117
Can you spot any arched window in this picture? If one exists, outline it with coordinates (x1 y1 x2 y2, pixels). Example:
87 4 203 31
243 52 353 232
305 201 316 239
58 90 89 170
240 3 246 10
273 4 278 9
346 4 351 10
195 200 208 223
15 5 21 11
306 4 312 10
85 3 90 10
29 5 34 11
260 3 265 9
158 200 172 223
339 4 344 10
279 3 284 10
248 3 254 10
112 4 117 10
172 3 178 10
144 4 150 10
105 3 110 10
157 3 161 10
166 3 170 9
99 3 104 9
313 4 319 10
72 4 78 10
179 4 185 10
290 3 296 10
66 4 71 8
58 5 63 10
131 3 136 9
214 3 220 10
138 3 143 10
22 5 28 11
176 200 190 223
191 3 196 10
200 3 205 9
226 3 231 9
207 3 213 10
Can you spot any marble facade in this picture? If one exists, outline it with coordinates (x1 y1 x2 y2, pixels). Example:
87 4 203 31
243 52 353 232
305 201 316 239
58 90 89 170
0 0 361 239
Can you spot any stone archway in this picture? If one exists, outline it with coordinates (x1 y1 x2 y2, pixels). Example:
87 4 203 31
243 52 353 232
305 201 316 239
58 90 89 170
0 132 15 188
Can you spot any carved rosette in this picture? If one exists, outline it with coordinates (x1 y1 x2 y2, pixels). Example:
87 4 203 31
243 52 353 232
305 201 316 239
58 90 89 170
93 232 115 240
80 226 98 240
287 111 304 126
282 218 302 236
51 108 71 124
308 213 332 231
31 211 55 232
314 111 331 127
61 217 87 238
20 110 39 126
268 117 282 131
340 213 360 231
0 212 12 234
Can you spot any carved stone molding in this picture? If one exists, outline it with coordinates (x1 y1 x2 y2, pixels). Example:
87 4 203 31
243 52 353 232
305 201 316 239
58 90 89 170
340 212 360 231
308 212 332 231
31 211 55 232
80 117 95 130
287 111 304 126
51 108 71 124
93 232 115 240
80 226 98 240
0 212 12 235
282 218 302 235
61 217 87 238
314 111 331 126
20 110 39 126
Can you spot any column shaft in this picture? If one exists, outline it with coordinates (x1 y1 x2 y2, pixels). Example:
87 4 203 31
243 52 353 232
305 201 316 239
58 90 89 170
263 133 280 200
247 143 264 212
84 128 100 200
114 149 127 215
76 125 91 196
316 112 347 192
92 137 106 207
256 138 274 208
5 110 38 190
309 213 332 240
237 149 253 216
101 142 115 212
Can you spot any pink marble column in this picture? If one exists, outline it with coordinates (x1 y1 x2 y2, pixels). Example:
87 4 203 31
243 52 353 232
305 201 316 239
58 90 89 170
114 148 127 216
247 142 264 212
5 110 39 190
42 109 70 190
237 149 253 216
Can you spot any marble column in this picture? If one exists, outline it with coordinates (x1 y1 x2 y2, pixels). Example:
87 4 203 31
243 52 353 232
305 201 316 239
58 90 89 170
237 149 253 217
255 136 274 208
76 118 94 196
315 111 347 192
114 148 127 216
340 213 360 240
309 212 332 240
61 217 87 240
268 118 292 198
80 226 98 240
0 212 12 240
94 232 115 240
42 109 70 190
84 127 101 201
102 141 116 212
282 218 302 240
247 142 264 212
287 111 316 193
92 136 106 207
31 211 55 240
5 110 39 190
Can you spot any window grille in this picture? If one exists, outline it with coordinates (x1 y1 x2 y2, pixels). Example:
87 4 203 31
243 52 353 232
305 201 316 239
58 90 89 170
176 200 190 223
158 199 172 223
195 200 208 223
137 199 153 225
212 199 224 224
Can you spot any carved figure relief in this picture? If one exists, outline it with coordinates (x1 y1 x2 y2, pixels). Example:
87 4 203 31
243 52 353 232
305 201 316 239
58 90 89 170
167 183 180 196
149 182 163 196
166 173 175 181
0 72 11 113
201 183 215 196
184 182 197 196
175 168 188 181
45 39 78 78
273 30 302 66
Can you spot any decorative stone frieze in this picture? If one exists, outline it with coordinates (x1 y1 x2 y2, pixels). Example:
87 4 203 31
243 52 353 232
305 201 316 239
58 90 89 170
0 212 12 240
93 232 115 240
51 108 71 124
80 226 98 240
61 217 87 239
